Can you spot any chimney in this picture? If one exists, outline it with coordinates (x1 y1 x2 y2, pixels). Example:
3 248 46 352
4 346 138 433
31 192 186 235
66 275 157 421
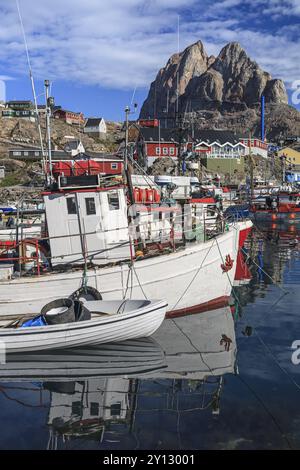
261 95 265 141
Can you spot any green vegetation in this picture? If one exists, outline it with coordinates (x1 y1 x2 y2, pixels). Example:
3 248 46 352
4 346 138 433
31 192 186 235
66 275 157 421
0 174 22 187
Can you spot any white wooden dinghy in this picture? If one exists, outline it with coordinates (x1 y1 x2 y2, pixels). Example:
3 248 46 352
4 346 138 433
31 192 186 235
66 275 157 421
0 299 167 353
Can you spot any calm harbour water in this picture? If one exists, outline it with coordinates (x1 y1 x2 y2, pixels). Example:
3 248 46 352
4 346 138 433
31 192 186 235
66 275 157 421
1 224 300 450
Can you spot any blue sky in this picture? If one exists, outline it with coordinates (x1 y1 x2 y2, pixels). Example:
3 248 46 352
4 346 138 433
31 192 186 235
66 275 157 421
0 0 299 121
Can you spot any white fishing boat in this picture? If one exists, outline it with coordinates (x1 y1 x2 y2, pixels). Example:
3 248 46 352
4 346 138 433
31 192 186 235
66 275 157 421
0 299 167 352
0 175 251 318
0 221 242 317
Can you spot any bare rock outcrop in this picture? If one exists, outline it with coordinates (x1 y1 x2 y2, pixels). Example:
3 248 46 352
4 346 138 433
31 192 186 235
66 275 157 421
140 40 294 139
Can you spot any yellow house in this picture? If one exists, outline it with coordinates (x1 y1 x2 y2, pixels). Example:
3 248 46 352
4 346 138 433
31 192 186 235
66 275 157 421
279 147 300 165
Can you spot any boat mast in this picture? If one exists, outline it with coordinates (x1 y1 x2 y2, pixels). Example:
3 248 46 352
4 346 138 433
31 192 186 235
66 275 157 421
249 133 254 200
45 80 53 183
124 105 135 205
16 0 47 182
124 105 144 253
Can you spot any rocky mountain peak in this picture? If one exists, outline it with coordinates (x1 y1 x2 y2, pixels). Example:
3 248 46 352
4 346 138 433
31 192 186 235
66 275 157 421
140 40 289 127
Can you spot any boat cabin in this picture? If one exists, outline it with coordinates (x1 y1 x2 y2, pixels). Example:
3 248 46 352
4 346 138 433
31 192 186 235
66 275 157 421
43 177 130 267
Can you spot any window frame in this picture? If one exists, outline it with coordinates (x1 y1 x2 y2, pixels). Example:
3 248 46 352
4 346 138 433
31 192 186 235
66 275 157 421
85 197 96 216
107 191 120 211
66 196 77 215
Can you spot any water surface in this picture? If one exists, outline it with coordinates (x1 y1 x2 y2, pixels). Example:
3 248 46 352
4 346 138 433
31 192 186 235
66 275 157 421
1 224 300 450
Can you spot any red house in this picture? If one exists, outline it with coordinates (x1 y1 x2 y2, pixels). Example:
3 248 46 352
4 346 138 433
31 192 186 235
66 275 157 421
54 108 85 126
137 127 189 167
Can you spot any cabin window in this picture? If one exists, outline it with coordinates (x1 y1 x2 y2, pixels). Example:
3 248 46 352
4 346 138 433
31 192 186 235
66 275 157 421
85 197 96 215
207 205 216 216
163 147 168 155
111 163 118 170
35 151 40 157
66 197 77 214
108 192 120 210
155 147 161 156
90 402 99 416
13 151 21 156
169 147 175 155
71 401 82 416
110 402 121 416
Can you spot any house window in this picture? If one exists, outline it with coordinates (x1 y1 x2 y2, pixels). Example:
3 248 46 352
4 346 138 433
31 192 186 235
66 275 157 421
163 147 168 155
169 147 175 156
24 152 29 156
108 191 120 210
111 163 118 170
110 403 122 416
85 197 96 215
155 147 161 156
66 197 77 214
35 151 40 157
13 151 21 156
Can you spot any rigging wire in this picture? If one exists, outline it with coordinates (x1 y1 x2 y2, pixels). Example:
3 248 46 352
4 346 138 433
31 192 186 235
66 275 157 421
15 0 47 175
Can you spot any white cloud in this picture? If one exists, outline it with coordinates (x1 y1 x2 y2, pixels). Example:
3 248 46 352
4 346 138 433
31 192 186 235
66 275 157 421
0 0 299 92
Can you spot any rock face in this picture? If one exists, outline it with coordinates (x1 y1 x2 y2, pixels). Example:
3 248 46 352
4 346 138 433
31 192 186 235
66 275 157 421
140 41 294 138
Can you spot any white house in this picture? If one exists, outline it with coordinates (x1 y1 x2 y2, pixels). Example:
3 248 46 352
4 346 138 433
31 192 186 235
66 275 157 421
84 117 107 138
64 139 85 157
239 137 268 159
193 130 247 159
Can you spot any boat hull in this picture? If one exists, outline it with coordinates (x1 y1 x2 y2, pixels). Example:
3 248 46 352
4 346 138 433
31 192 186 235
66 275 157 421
0 300 167 352
0 222 248 317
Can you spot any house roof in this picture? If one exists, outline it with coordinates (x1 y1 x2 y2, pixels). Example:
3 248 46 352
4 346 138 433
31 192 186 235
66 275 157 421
85 118 104 127
9 146 122 162
139 127 188 143
85 152 122 161
10 146 41 151
6 100 32 105
64 140 84 152
54 108 83 116
193 130 240 145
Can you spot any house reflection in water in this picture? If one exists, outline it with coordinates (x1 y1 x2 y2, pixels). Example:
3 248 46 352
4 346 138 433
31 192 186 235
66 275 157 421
43 305 237 448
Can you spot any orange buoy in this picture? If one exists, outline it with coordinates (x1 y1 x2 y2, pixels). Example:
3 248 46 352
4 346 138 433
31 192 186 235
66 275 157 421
146 188 154 203
154 189 161 203
134 187 140 203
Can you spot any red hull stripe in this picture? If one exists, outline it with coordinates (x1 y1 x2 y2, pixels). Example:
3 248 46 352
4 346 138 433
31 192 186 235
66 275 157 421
166 295 229 319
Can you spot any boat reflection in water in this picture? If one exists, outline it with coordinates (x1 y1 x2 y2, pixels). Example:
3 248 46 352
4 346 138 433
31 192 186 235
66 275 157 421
0 305 236 449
